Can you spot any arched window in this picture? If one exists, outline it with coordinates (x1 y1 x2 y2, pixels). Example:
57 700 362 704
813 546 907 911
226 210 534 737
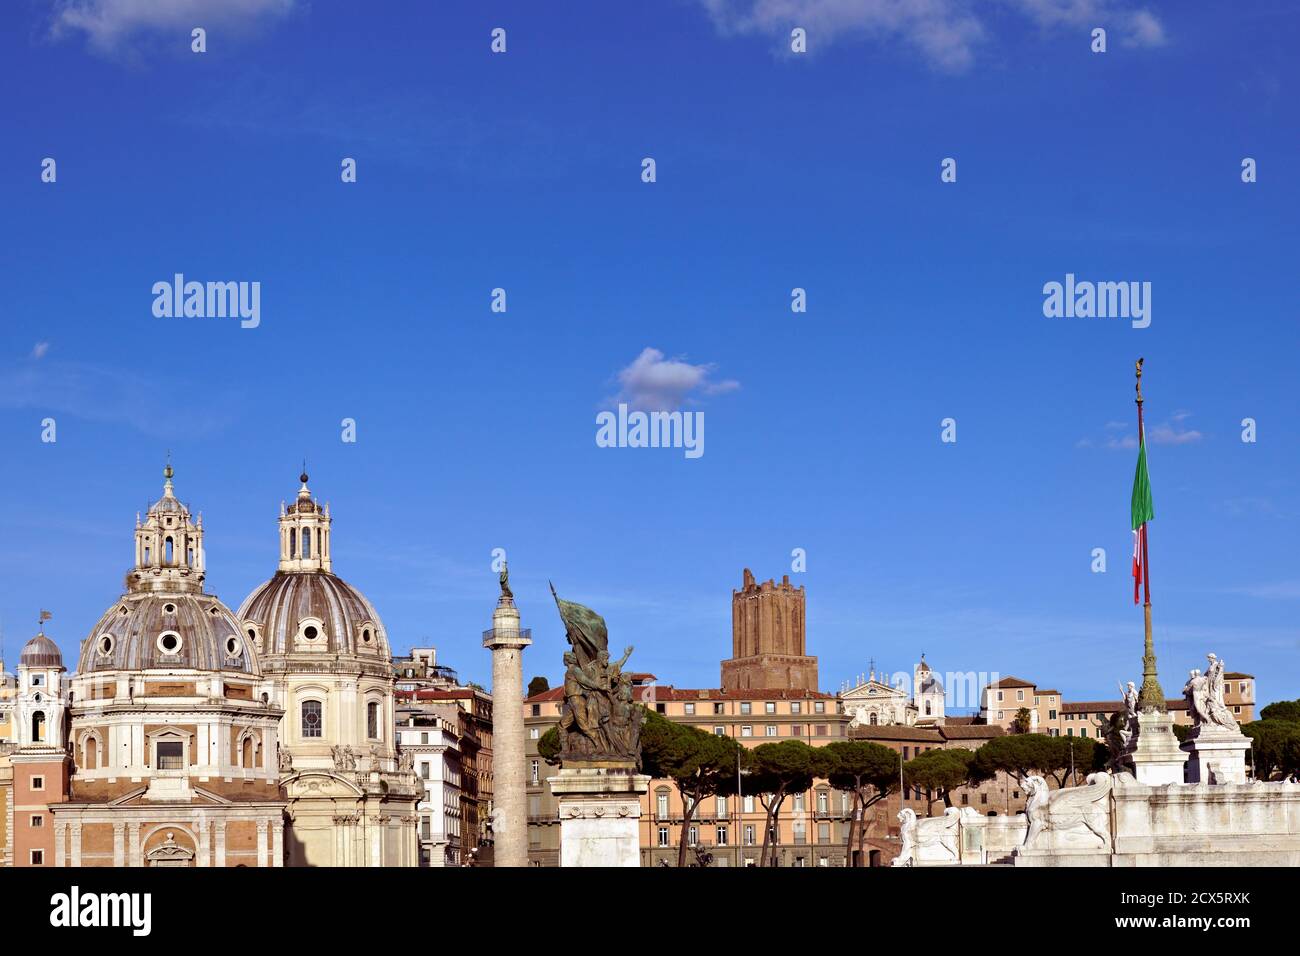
32 711 46 743
289 529 296 558
301 700 322 739
165 537 174 564
367 701 380 739
241 736 255 767
302 528 312 559
85 736 99 769
869 712 878 725
143 545 151 564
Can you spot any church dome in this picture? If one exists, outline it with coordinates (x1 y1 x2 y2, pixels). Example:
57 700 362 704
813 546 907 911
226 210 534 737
21 633 64 668
238 571 389 658
79 592 257 675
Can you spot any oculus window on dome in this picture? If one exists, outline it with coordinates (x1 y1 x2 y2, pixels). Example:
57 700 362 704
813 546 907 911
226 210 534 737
157 631 182 655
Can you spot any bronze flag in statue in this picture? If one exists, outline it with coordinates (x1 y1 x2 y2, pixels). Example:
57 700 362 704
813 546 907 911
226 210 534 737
550 583 643 767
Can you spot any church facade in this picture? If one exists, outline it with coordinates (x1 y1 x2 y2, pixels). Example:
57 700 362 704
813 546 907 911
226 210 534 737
6 465 418 867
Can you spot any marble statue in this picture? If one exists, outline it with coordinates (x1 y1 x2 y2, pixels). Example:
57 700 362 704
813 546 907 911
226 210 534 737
551 584 643 765
1023 773 1111 850
278 748 293 772
499 560 513 600
1184 655 1238 734
398 749 413 771
332 744 357 771
892 808 918 866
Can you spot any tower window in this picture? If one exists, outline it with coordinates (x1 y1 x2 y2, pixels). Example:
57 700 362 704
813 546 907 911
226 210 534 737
289 529 296 557
156 740 184 770
302 528 312 558
367 701 380 739
31 711 46 742
302 700 323 738
165 537 174 564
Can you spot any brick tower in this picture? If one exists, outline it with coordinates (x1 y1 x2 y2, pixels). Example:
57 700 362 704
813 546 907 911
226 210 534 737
720 569 817 691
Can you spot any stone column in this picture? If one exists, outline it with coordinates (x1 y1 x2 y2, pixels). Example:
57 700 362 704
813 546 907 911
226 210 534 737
256 820 269 867
482 589 531 867
54 822 67 867
128 822 142 867
214 821 226 867
69 822 82 867
197 819 211 866
113 823 125 867
272 821 284 867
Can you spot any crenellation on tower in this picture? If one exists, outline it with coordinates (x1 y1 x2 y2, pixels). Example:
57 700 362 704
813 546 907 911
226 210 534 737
721 567 817 691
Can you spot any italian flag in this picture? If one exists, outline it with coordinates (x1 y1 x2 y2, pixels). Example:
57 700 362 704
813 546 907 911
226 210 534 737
1131 443 1154 604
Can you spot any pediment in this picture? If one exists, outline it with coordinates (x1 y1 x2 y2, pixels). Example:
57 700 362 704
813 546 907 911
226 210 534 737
843 680 906 701
283 769 365 798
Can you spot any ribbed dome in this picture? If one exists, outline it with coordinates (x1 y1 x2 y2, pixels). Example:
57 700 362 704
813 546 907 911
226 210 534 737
79 592 257 674
21 634 64 668
238 571 388 658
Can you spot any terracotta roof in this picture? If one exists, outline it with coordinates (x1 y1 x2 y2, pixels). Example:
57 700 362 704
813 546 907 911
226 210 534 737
849 725 943 742
944 716 977 725
1224 672 1254 680
523 684 835 704
1062 698 1188 713
988 677 1036 689
396 688 490 702
938 724 1005 741
1036 689 1061 696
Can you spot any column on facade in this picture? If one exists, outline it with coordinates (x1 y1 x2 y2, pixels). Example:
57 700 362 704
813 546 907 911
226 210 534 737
54 822 67 867
113 822 125 867
272 820 284 867
128 822 142 867
69 822 82 867
214 821 226 867
197 819 211 866
256 820 269 867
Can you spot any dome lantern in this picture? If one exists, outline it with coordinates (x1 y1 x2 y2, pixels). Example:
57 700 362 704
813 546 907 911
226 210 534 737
131 460 205 594
278 468 332 573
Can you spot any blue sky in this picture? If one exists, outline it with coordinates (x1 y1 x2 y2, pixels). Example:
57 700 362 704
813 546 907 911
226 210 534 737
1 0 1297 708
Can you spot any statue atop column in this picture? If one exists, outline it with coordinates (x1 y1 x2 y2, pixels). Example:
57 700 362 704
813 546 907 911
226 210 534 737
1185 653 1239 734
550 583 643 767
499 560 513 601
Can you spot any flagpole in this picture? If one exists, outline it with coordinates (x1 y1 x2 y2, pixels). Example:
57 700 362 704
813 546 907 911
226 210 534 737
1134 359 1166 713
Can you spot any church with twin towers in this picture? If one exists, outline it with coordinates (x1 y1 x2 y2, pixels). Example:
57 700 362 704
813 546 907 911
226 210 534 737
4 463 425 868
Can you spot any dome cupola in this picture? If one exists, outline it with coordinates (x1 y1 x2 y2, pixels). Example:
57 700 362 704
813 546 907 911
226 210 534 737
278 469 331 572
130 461 206 595
76 463 256 675
239 470 388 661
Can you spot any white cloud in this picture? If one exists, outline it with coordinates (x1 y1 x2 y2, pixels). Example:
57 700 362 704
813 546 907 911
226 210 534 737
31 342 50 360
610 347 740 412
51 0 294 55
1080 413 1202 450
698 0 1166 71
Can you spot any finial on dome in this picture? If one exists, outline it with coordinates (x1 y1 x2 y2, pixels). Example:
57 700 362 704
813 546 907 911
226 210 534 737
300 459 309 485
162 451 175 496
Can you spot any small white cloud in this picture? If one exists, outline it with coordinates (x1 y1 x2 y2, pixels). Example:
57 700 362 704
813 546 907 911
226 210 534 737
31 342 50 360
610 347 740 412
1148 423 1202 445
698 0 1166 72
1083 413 1201 450
1123 9 1167 47
51 0 294 55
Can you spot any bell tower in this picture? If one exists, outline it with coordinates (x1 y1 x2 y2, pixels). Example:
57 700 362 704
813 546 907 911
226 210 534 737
278 470 332 573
